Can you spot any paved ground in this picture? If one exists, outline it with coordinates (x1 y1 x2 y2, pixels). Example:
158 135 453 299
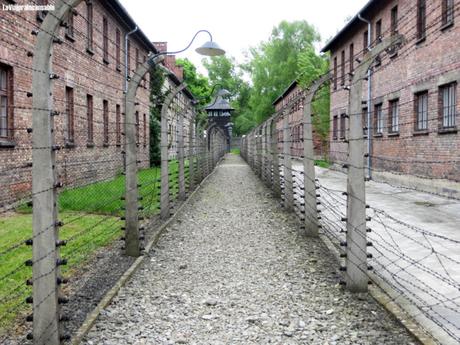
83 154 418 345
290 161 460 342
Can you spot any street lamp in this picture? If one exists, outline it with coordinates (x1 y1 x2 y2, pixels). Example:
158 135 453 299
148 29 225 66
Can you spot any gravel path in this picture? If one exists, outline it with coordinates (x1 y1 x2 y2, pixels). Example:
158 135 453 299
83 154 418 345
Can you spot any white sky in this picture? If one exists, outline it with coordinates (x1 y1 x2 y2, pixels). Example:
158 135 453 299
119 0 368 74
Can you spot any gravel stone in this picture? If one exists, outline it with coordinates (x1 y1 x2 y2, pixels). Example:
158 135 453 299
82 154 419 345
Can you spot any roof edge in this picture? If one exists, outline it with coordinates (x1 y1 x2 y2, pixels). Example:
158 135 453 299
320 0 376 53
272 79 298 106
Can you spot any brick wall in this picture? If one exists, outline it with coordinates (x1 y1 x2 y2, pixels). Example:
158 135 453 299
0 0 152 208
326 0 460 181
274 83 324 157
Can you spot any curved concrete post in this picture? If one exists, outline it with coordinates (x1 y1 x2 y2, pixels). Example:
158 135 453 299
31 1 82 343
345 34 403 292
282 111 294 211
178 110 186 200
256 126 262 177
270 116 281 196
302 74 330 237
124 55 164 257
160 83 186 220
263 122 270 185
188 109 196 191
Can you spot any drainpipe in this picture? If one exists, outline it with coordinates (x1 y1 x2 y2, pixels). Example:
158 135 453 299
124 26 138 93
358 14 372 180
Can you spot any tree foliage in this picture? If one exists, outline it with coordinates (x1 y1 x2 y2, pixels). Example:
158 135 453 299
298 48 331 142
162 20 331 142
244 20 321 124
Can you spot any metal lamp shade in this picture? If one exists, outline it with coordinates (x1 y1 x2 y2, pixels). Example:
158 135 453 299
196 41 225 56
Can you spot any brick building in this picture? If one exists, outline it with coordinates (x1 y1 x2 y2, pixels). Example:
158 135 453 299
273 80 324 157
322 0 459 182
0 0 154 207
153 42 196 159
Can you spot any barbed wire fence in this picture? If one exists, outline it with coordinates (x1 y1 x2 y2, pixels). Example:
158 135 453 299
0 1 227 344
241 28 460 344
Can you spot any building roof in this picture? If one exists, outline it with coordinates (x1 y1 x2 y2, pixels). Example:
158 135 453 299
205 94 234 111
272 80 298 106
320 0 377 53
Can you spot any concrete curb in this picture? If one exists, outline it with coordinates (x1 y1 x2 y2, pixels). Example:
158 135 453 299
70 163 221 345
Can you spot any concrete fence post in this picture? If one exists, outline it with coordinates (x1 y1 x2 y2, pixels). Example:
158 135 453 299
261 124 266 183
302 75 329 237
283 112 294 210
188 115 195 191
271 118 281 197
178 111 185 200
345 35 403 292
161 83 186 220
31 1 82 343
258 127 263 178
125 54 163 257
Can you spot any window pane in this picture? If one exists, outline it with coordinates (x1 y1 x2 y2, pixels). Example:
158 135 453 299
443 84 456 127
0 96 7 137
0 70 6 91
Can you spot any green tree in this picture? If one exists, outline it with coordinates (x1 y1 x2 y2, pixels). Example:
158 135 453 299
176 58 212 127
297 48 331 143
245 20 321 124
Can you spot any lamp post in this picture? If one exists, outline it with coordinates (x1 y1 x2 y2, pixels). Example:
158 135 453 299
124 30 225 256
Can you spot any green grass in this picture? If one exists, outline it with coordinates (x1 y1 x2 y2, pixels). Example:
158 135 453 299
230 148 241 155
0 212 121 332
17 161 182 217
314 159 330 168
0 160 191 333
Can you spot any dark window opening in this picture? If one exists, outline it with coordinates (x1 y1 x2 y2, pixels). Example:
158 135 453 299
340 113 346 139
116 29 121 71
87 94 94 144
389 99 399 133
417 0 427 40
103 16 109 63
349 43 354 76
86 1 93 52
333 57 337 91
415 91 429 131
333 115 338 140
439 83 457 128
116 104 121 145
374 103 383 134
65 87 74 144
103 100 109 145
0 65 13 141
341 50 345 86
442 0 455 26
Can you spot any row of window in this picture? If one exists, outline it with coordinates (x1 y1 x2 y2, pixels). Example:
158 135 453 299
37 0 148 78
64 87 147 148
332 82 457 139
333 0 455 91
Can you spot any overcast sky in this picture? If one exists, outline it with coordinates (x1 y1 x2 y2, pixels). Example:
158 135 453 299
119 0 368 74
